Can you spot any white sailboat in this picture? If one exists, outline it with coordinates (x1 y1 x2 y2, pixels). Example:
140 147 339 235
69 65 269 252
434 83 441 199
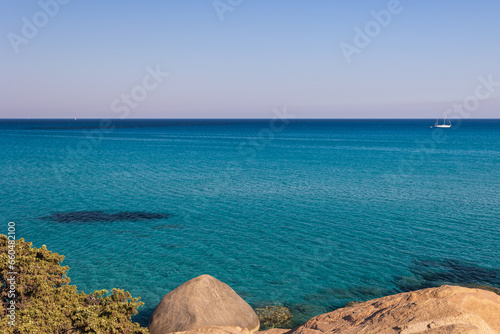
433 110 451 128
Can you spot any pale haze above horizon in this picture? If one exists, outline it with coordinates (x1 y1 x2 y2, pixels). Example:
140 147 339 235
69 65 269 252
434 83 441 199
1 0 499 119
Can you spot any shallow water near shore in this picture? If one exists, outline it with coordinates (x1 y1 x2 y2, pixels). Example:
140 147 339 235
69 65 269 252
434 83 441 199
1 119 499 326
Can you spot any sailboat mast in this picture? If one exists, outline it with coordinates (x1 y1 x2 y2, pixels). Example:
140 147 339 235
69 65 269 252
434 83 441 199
433 108 452 128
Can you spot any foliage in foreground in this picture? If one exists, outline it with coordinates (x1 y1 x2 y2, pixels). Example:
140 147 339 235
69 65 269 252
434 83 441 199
0 235 148 334
255 305 293 329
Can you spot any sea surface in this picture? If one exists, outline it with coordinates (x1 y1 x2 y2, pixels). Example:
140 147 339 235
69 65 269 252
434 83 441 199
1 119 499 326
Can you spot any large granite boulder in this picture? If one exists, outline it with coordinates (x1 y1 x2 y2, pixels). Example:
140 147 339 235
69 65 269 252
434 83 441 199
168 326 252 334
290 285 500 334
149 275 260 334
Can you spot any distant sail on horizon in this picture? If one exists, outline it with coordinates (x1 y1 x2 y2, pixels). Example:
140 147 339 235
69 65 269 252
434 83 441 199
433 109 451 128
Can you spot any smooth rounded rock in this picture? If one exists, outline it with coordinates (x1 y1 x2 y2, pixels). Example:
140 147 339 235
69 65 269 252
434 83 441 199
149 275 260 334
169 326 252 334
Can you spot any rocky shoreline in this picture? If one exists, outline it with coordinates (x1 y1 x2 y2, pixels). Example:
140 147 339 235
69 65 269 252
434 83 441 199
148 275 500 334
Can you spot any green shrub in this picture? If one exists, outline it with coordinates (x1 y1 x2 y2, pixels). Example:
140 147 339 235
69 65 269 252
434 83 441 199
0 235 148 333
255 305 293 329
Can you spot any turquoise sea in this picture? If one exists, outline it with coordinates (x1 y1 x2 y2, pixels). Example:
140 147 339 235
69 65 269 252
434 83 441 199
1 119 499 326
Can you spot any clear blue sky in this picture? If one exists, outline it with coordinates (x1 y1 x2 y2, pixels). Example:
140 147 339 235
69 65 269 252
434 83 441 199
1 0 499 118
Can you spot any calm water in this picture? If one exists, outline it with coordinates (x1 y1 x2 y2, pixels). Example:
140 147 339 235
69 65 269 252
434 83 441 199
1 119 499 326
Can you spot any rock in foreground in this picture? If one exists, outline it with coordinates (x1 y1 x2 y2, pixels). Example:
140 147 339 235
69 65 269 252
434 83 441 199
149 275 260 334
291 285 500 334
169 326 252 334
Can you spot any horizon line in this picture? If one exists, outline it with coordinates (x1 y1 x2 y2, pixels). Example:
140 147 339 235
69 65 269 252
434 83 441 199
1 117 499 120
